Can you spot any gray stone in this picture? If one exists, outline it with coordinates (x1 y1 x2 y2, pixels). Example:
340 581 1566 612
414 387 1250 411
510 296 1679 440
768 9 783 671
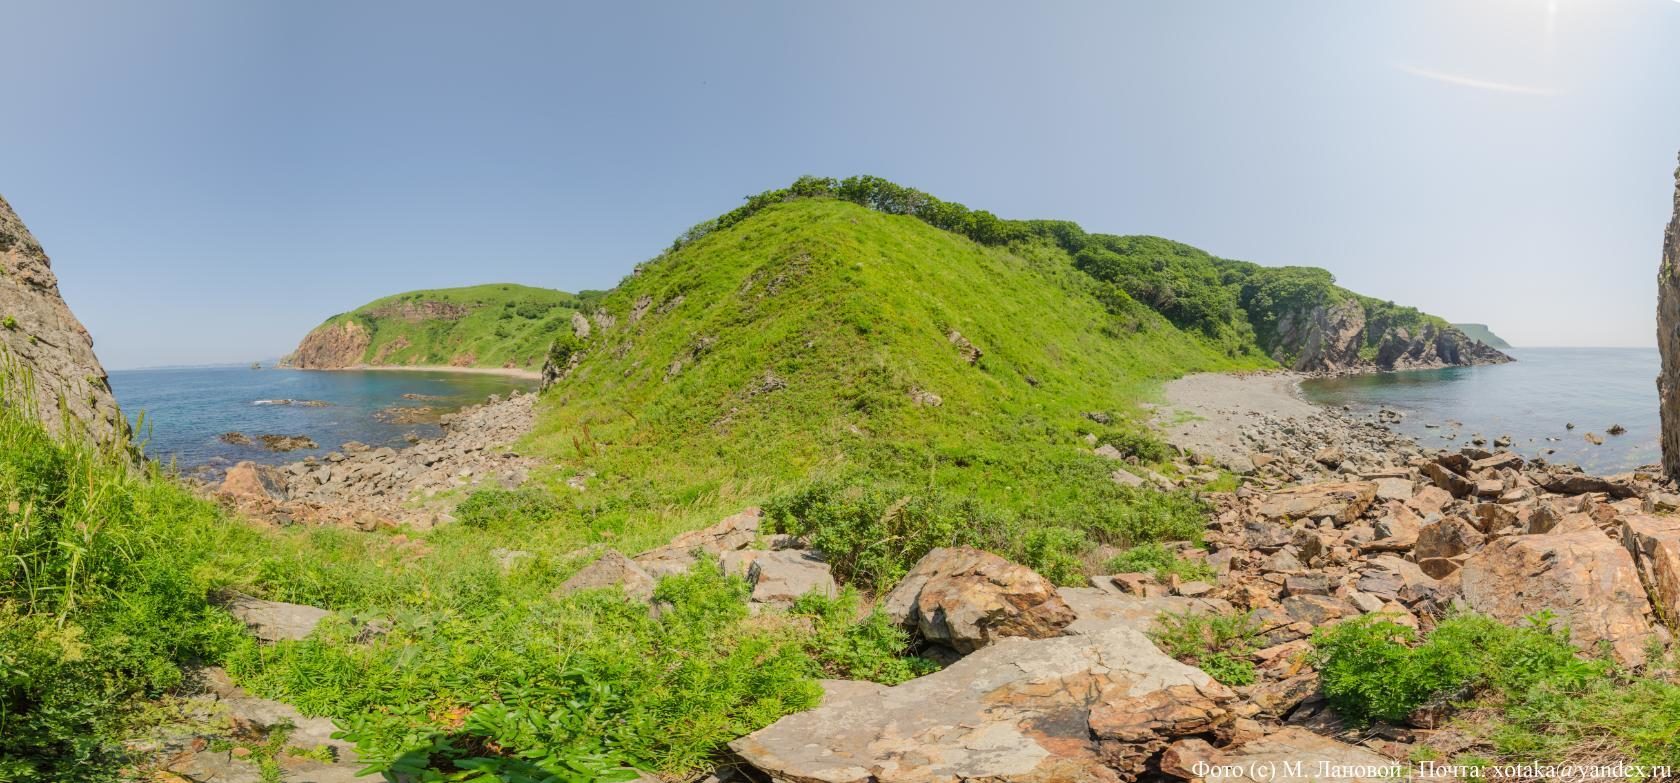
560 549 657 603
221 594 330 643
731 625 1236 782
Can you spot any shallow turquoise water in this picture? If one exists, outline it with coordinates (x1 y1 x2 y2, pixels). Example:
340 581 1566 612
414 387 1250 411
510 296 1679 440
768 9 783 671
1299 348 1660 475
109 366 535 469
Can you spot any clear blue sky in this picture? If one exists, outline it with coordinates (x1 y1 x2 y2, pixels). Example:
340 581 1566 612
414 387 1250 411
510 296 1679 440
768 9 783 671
3 0 1678 369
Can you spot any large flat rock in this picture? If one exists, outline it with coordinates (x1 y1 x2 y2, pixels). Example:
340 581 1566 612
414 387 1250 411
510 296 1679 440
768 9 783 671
1256 482 1378 524
730 625 1236 783
1455 529 1659 666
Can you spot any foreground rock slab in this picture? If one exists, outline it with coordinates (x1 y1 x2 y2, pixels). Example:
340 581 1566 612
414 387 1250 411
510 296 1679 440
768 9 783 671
730 625 1235 783
882 546 1074 654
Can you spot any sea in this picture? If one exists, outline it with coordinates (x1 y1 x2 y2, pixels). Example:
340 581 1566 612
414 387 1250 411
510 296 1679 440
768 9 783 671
1300 347 1660 475
109 366 536 470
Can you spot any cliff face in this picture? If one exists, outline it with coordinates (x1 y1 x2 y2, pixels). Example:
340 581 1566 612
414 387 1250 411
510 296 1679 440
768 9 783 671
1658 156 1680 482
283 319 372 369
1268 298 1512 372
0 194 127 442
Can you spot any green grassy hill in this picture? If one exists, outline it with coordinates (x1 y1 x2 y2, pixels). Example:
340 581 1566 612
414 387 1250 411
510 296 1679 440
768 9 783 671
523 196 1268 567
283 283 599 371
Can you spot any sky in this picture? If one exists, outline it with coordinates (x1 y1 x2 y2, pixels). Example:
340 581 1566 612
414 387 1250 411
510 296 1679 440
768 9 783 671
2 0 1678 369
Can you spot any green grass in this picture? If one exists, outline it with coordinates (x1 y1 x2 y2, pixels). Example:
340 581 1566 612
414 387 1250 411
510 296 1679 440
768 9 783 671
298 283 597 371
1313 612 1680 767
1149 609 1263 686
516 197 1265 562
0 360 893 781
1106 542 1215 582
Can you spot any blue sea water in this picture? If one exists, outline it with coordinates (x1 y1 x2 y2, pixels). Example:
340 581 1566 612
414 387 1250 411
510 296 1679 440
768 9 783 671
109 366 536 469
1300 348 1660 475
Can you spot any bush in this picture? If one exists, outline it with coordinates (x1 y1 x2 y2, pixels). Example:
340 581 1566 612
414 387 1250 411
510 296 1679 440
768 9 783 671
455 487 564 530
1096 428 1173 464
1106 543 1213 582
790 589 936 685
763 480 1001 589
1150 610 1261 686
1311 612 1609 725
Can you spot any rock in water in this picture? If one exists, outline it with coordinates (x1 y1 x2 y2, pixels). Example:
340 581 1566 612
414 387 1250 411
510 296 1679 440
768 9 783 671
0 194 126 442
1662 153 1680 482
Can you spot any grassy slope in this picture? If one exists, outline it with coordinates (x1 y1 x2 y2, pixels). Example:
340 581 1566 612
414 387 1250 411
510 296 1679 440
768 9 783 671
522 198 1269 552
311 283 586 370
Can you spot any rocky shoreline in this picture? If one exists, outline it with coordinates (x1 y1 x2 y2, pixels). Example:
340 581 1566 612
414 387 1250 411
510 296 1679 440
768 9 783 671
200 369 1680 779
213 390 537 529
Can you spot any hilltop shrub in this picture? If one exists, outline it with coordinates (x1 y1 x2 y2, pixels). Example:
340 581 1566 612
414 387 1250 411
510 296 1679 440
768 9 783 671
1095 427 1173 463
765 472 1204 589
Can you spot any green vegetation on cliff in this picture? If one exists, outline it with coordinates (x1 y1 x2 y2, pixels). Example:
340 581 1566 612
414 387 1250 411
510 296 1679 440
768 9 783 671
286 283 598 371
655 176 1495 370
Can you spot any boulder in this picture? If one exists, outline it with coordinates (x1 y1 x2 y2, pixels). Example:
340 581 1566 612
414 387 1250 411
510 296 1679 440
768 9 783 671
1256 482 1378 524
744 549 836 607
730 625 1236 783
1111 467 1146 487
633 507 761 576
1539 472 1638 499
1455 530 1659 665
1421 462 1475 499
220 594 330 642
559 549 657 603
219 461 290 502
882 547 1074 654
1373 477 1413 502
1620 513 1680 627
1406 485 1453 516
1355 555 1440 606
1414 517 1484 562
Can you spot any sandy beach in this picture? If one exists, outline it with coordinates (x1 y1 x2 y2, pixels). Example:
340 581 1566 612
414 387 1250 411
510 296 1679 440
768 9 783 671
1152 371 1319 470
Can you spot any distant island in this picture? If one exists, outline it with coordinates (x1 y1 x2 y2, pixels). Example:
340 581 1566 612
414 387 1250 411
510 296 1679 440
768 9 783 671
1452 322 1513 349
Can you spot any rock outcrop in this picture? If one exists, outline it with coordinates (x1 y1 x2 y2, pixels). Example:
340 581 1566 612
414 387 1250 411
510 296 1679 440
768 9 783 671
282 318 372 369
1660 153 1680 483
1266 297 1511 373
730 624 1237 782
1453 529 1660 666
0 194 126 442
881 546 1076 654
